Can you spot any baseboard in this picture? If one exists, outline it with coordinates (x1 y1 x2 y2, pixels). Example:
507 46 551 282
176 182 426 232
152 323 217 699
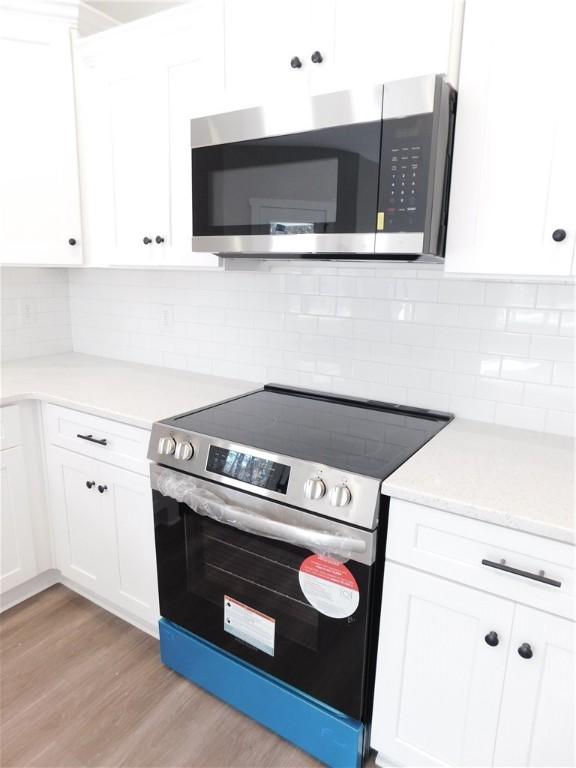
0 570 159 639
0 570 59 611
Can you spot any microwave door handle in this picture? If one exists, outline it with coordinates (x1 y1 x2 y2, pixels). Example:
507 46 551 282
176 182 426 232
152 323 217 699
152 468 366 555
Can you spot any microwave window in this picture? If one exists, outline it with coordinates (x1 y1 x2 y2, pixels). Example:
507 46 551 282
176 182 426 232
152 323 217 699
210 159 338 232
192 121 382 237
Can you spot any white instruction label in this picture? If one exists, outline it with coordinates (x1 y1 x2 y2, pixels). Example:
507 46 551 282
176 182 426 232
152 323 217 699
224 596 275 656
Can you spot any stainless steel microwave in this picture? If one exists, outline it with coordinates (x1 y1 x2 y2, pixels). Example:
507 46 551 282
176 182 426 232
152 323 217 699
190 74 456 260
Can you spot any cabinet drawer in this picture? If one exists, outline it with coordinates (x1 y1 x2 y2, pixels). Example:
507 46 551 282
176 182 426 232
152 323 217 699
386 499 575 620
0 406 22 451
44 404 150 475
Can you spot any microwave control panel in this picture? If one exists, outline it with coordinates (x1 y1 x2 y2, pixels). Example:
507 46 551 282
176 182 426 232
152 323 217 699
378 113 433 233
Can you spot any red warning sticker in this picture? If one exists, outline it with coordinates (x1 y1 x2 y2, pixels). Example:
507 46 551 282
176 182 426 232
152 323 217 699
298 555 359 618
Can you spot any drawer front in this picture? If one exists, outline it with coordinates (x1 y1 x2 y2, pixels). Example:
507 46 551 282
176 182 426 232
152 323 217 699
0 406 22 451
44 404 150 475
386 498 575 620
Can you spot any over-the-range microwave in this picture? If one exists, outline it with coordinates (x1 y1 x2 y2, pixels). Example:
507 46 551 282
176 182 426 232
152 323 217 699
190 74 457 261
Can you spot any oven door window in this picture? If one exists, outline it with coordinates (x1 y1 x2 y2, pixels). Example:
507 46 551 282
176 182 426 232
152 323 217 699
154 488 376 720
192 122 382 237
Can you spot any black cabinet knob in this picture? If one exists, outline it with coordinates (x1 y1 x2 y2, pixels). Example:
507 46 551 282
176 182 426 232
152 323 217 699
97 484 108 494
311 51 323 64
143 236 152 245
485 631 499 647
518 643 533 659
155 235 165 244
69 238 77 246
552 229 567 242
86 480 95 489
290 56 302 69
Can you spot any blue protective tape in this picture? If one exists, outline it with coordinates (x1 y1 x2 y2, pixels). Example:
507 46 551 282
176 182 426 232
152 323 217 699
159 619 364 768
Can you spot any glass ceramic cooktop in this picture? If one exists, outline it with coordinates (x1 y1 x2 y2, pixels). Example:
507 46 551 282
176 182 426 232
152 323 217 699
166 388 452 480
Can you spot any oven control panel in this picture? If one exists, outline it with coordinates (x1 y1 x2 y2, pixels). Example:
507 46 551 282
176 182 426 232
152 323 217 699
149 426 380 530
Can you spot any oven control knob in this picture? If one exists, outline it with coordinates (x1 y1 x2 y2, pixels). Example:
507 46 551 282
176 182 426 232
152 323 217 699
329 484 352 507
174 441 194 461
158 436 176 456
304 478 326 500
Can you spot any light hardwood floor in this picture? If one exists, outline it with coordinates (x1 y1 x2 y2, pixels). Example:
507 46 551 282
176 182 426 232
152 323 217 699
0 585 325 767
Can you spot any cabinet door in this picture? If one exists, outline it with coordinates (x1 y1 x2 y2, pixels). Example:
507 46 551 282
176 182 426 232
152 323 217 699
224 0 312 106
494 607 575 767
102 463 159 625
371 563 515 767
445 0 576 276
47 447 115 597
0 16 82 266
0 447 37 593
314 0 456 94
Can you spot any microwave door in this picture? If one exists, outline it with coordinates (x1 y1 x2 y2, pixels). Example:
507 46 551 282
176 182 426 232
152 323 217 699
190 86 384 255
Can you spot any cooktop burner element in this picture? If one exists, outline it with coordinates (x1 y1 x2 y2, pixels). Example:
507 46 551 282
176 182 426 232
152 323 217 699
148 385 452 530
168 387 450 479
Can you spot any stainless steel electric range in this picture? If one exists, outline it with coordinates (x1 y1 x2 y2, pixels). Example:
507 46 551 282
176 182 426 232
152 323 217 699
148 385 452 767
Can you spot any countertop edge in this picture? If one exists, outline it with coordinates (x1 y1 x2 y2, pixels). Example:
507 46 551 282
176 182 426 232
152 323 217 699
381 483 575 546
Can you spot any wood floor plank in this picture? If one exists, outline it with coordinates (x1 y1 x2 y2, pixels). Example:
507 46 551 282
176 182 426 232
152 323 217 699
0 586 334 768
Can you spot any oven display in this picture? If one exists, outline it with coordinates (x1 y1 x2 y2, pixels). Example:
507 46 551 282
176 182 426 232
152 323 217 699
206 446 290 494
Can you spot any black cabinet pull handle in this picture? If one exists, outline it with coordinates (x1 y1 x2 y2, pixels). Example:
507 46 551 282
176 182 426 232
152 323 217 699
518 643 533 659
484 631 499 647
552 229 567 242
68 238 77 246
290 56 302 69
77 433 108 447
155 235 165 244
97 484 108 494
86 480 95 489
481 559 561 588
143 236 152 244
311 50 323 63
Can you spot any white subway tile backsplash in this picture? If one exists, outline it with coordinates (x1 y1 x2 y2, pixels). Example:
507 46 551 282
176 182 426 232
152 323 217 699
507 308 561 335
544 411 575 437
2 266 573 437
494 403 547 432
536 284 576 310
500 357 553 384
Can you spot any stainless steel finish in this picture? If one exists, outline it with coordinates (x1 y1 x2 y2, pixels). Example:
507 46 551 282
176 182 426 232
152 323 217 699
190 85 384 148
374 232 425 254
329 484 352 508
150 464 376 565
148 423 381 530
304 477 326 501
192 233 377 255
174 441 194 461
158 436 176 455
381 74 437 119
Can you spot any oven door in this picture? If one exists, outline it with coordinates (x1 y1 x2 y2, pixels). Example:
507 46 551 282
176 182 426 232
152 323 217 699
151 464 379 720
190 86 384 255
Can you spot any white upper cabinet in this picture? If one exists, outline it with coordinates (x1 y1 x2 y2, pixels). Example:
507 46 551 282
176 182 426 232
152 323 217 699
75 0 224 268
445 0 576 277
0 15 82 266
224 0 460 104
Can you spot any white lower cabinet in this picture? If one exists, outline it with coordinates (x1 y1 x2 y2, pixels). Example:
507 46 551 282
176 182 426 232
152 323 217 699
372 500 575 768
47 445 158 626
0 445 37 594
371 564 513 767
494 607 575 768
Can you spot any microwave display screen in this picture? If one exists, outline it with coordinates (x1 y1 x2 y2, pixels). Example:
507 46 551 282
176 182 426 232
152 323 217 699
206 445 290 494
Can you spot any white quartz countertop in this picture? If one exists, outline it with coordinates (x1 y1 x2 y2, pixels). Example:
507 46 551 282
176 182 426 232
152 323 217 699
382 418 575 545
1 353 258 429
2 354 574 544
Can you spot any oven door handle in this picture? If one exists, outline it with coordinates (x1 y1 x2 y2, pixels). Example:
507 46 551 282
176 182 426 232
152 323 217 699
153 469 367 556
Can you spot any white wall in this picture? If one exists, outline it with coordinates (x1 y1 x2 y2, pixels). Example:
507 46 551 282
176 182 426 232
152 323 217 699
65 264 574 436
1 268 72 361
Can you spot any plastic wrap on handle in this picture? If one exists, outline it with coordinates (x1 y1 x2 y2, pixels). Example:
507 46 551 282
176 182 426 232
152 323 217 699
152 465 367 558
